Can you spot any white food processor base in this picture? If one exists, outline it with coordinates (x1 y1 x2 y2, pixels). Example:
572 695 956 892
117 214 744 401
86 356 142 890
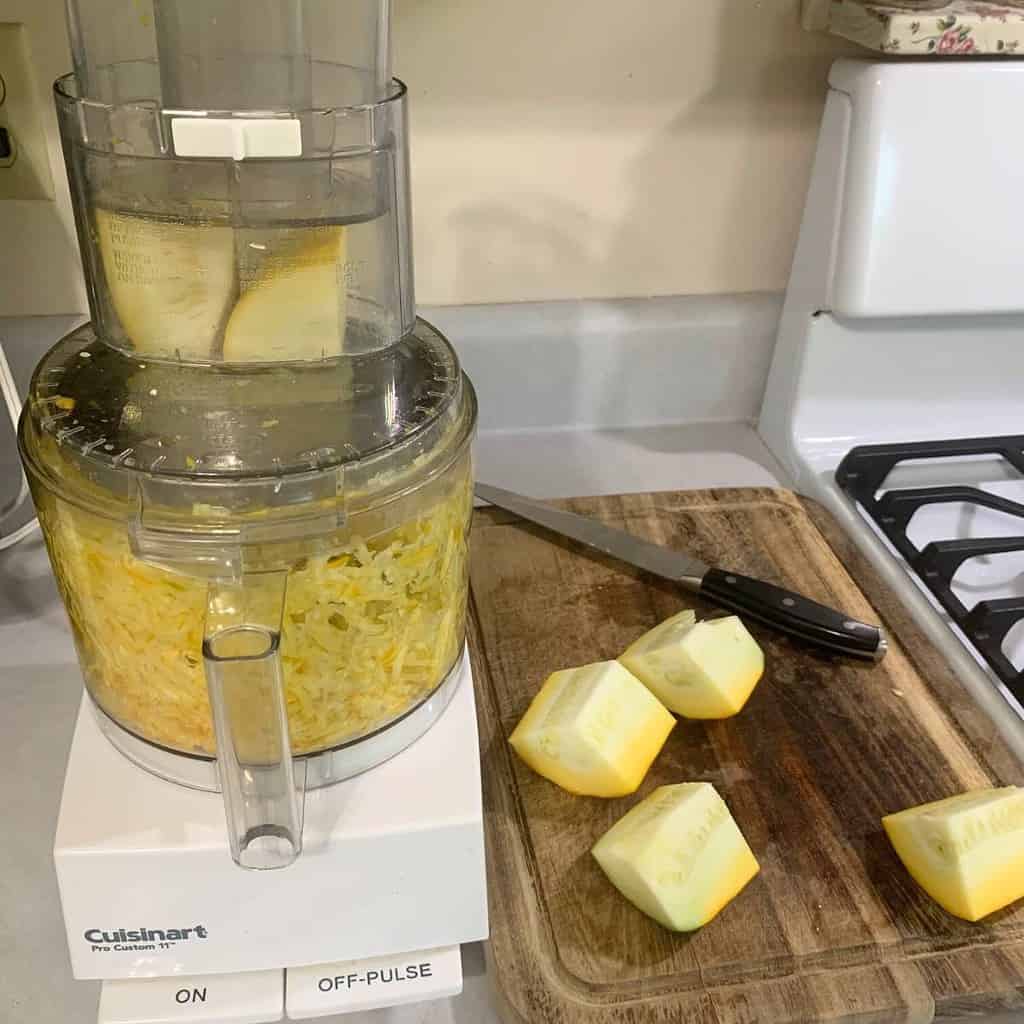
53 649 488 993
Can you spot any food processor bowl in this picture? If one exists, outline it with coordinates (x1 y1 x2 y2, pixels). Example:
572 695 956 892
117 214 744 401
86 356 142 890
26 0 459 872
21 320 476 868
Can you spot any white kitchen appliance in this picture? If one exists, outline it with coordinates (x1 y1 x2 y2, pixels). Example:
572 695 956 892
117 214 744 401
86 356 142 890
20 1 489 1020
55 652 486 1021
760 58 1024 762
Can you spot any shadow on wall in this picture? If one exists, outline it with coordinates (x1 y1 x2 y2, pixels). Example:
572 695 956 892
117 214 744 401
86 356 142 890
449 200 599 312
396 1 859 423
610 1 854 299
393 0 861 308
4 177 87 316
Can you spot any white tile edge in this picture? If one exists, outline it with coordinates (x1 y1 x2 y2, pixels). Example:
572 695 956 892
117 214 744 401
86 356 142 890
1 294 782 437
422 293 782 433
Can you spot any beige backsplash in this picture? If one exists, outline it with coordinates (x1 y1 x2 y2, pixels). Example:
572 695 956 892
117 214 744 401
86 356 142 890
396 0 860 306
4 0 860 316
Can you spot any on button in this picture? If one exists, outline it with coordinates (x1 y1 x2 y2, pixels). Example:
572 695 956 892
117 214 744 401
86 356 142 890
98 970 283 1024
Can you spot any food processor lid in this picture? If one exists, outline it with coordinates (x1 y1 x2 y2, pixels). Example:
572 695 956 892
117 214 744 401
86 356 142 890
22 321 468 515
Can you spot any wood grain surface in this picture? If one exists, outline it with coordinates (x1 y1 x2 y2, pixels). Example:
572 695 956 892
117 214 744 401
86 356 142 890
467 489 1024 1024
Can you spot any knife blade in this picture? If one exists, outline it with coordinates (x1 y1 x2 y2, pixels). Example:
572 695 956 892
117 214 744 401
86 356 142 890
475 483 887 662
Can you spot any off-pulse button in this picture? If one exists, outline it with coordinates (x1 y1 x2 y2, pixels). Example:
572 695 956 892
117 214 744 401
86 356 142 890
285 946 462 1018
98 970 283 1023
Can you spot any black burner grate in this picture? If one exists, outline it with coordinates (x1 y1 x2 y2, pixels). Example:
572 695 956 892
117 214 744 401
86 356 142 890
836 436 1024 701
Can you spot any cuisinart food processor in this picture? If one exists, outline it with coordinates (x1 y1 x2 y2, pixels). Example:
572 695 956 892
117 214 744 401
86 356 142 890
18 1 488 1018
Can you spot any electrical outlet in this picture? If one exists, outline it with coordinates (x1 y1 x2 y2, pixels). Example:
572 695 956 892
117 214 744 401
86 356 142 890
0 21 55 201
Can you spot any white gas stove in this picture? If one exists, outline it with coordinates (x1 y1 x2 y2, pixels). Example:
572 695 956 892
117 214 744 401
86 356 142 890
759 58 1024 762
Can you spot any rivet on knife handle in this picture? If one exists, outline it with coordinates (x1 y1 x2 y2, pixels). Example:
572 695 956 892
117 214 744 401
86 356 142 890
699 569 887 661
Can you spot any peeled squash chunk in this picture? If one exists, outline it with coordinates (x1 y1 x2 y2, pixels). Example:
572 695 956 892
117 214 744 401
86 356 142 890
882 787 1024 921
508 661 675 797
592 782 759 931
223 226 347 362
620 612 763 719
96 209 235 360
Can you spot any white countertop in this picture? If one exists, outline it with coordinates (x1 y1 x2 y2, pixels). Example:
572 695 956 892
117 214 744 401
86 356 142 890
0 311 785 1024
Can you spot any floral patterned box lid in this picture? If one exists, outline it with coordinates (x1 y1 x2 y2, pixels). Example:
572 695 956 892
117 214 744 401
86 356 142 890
828 1 1024 54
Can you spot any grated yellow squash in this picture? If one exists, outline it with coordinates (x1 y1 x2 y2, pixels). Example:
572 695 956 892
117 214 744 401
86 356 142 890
36 455 472 757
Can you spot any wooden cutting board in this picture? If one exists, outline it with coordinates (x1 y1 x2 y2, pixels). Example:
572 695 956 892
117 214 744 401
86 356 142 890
467 488 1024 1024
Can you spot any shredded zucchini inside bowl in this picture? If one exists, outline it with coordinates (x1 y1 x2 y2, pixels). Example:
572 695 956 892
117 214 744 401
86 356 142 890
36 455 472 757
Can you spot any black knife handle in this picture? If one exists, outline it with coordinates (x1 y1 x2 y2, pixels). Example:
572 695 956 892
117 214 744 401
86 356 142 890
699 569 886 661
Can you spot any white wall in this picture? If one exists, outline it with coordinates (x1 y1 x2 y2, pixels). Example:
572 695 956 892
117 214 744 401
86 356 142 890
1 0 859 316
396 0 859 306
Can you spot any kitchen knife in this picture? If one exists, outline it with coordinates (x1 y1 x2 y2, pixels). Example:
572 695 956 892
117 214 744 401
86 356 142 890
475 483 887 662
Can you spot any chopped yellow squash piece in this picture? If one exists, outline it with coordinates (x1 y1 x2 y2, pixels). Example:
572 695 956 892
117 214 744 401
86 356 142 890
592 782 759 931
883 786 1024 921
223 226 347 362
508 661 675 798
96 209 236 360
620 612 763 718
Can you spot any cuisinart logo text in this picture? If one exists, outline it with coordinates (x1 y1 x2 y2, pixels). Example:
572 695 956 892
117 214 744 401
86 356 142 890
84 925 209 953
